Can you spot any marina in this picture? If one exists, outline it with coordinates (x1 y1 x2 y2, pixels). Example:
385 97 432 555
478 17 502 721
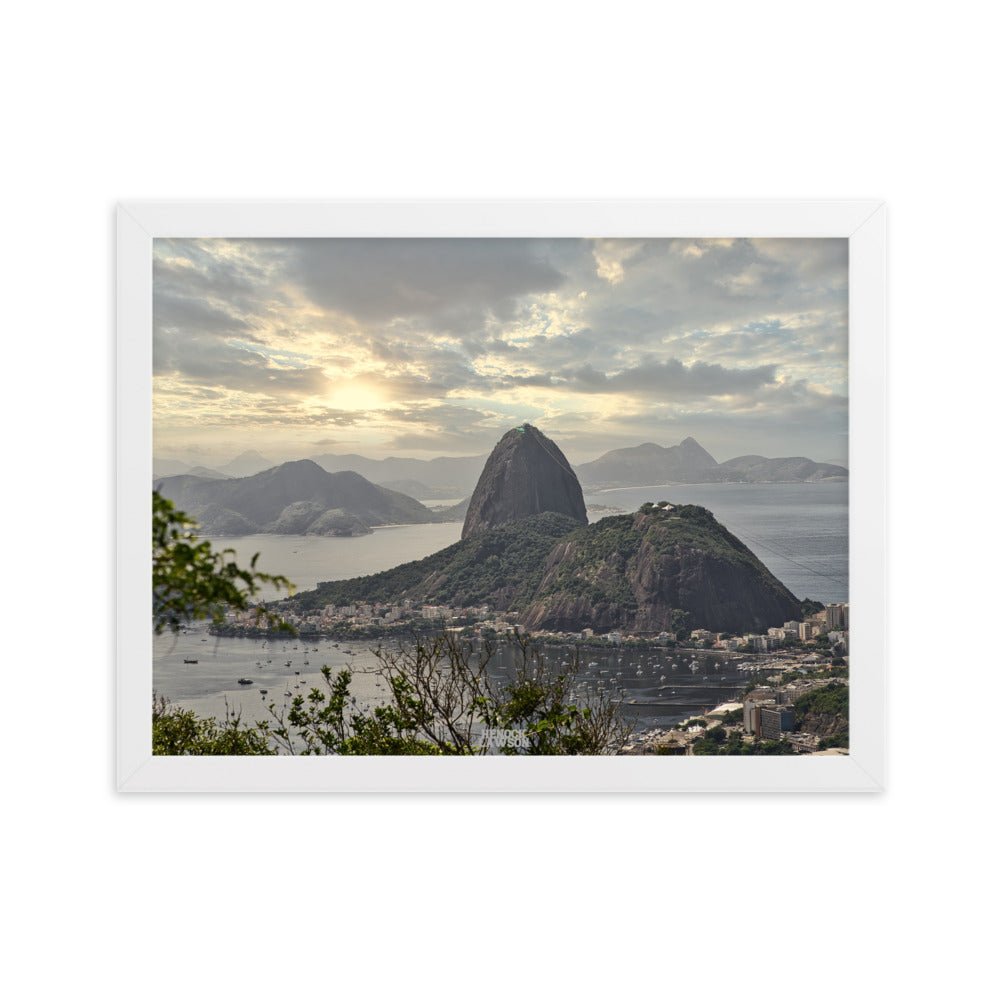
155 623 761 737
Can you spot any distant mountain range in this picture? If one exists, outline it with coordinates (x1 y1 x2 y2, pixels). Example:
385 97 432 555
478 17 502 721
575 437 847 487
155 460 460 536
309 452 486 497
219 450 279 477
154 436 846 495
152 450 276 481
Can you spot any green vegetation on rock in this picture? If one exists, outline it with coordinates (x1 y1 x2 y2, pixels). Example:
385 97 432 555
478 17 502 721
287 500 801 636
291 512 580 613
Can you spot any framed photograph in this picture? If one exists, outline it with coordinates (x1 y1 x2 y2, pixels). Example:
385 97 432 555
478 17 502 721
118 200 885 792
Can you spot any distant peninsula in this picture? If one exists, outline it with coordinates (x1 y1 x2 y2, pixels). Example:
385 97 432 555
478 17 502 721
575 437 847 487
155 435 846 496
155 459 463 536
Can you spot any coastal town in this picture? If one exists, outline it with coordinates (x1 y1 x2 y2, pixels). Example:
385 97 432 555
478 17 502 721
220 596 848 654
214 599 850 756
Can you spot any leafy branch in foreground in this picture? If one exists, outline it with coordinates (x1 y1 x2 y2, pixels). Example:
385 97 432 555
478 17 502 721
266 631 634 756
152 490 296 635
153 693 274 755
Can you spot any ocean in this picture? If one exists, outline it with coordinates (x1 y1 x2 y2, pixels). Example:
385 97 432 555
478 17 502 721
153 482 847 739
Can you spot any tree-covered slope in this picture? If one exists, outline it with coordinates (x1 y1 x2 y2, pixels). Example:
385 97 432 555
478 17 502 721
519 502 800 634
291 512 582 613
289 501 800 635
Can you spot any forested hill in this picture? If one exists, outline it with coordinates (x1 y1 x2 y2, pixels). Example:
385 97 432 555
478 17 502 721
287 502 801 636
292 511 581 613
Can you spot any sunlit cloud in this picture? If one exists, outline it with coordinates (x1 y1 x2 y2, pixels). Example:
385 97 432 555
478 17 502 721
153 236 848 466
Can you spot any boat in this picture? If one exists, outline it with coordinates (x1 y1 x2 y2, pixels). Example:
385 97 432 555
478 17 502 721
183 658 198 664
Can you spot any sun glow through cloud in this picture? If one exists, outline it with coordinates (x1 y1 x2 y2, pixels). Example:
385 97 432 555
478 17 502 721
153 237 848 467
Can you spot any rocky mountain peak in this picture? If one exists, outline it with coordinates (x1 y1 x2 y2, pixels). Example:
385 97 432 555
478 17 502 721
461 424 588 539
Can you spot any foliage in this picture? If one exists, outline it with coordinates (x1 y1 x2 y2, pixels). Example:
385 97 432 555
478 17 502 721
747 739 797 755
153 491 295 635
800 599 824 617
266 631 634 756
818 732 850 750
793 681 849 724
267 666 446 755
691 730 796 755
670 608 692 641
532 502 794 625
678 717 708 731
811 664 849 680
522 513 643 615
152 693 274 755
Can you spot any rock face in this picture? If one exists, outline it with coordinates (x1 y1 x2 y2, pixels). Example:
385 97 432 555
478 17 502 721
462 425 588 540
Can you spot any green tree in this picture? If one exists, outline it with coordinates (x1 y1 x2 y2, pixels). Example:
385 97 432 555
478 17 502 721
266 631 633 756
818 732 849 750
152 490 295 635
670 609 692 641
152 693 274 755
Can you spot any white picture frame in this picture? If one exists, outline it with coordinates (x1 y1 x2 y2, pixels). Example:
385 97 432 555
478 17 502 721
118 200 885 792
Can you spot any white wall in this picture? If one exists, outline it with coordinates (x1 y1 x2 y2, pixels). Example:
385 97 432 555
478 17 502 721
5 3 991 998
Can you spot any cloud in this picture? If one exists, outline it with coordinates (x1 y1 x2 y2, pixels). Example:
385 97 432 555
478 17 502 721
380 429 500 454
273 238 569 334
505 358 778 399
154 334 331 397
154 291 259 342
152 236 849 463
591 238 647 285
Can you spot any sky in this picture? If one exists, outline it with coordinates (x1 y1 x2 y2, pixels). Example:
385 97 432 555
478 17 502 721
153 237 848 467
